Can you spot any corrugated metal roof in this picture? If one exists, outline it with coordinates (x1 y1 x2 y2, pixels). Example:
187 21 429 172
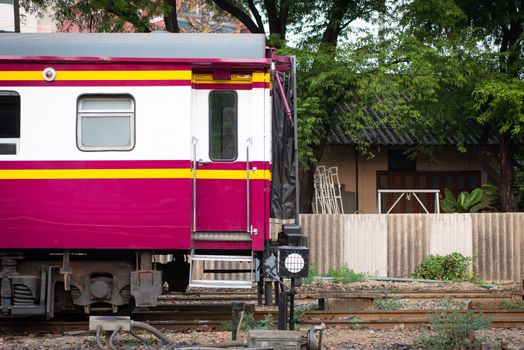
0 33 267 59
328 102 498 146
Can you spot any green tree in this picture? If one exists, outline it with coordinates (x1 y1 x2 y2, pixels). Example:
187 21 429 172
21 0 175 32
455 0 524 211
202 1 384 210
342 0 524 212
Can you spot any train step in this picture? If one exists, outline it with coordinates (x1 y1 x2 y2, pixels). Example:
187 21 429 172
192 231 252 242
188 252 253 289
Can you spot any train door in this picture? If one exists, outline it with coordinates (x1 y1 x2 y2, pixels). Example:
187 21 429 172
191 89 251 236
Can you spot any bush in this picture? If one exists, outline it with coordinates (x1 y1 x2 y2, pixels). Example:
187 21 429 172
221 312 274 332
440 187 484 213
373 291 403 310
413 253 480 283
325 266 366 284
303 264 318 284
415 307 492 350
303 264 366 284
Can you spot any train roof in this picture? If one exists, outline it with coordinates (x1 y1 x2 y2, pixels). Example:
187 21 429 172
0 33 267 60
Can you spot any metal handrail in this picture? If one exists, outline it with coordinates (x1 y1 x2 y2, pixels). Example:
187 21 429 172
246 138 251 233
291 56 300 225
192 137 198 232
377 189 440 214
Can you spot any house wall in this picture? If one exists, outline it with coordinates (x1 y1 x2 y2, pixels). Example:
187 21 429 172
319 145 489 214
416 148 489 184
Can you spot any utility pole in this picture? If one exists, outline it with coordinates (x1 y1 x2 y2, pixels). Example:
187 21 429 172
13 0 20 32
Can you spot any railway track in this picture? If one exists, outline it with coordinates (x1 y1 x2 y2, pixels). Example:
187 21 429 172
2 306 524 332
1 289 522 333
160 289 523 304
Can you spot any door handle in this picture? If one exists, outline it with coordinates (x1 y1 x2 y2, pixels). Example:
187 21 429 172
198 159 211 166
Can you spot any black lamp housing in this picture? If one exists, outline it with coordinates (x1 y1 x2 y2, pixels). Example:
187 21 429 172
278 245 309 278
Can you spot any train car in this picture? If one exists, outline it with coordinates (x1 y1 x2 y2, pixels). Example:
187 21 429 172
0 33 308 318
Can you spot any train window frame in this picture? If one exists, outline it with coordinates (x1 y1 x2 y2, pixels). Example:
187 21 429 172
209 90 238 162
76 94 136 152
0 91 21 155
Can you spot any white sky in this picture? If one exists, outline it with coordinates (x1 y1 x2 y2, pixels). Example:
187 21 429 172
0 3 55 32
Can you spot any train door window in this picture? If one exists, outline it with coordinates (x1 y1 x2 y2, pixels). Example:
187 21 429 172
209 91 237 161
0 91 20 155
77 95 135 151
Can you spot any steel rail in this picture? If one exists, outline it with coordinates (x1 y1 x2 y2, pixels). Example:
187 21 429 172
159 290 521 302
2 309 524 333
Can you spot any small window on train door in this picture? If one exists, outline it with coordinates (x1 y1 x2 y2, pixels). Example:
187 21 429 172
209 91 237 161
77 95 135 151
0 91 20 155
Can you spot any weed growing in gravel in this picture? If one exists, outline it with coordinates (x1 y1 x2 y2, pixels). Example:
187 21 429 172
122 334 157 346
257 313 275 329
325 266 365 284
304 264 318 284
435 299 467 310
303 264 365 284
221 312 274 332
190 332 202 345
349 316 362 328
413 253 482 283
373 292 403 310
414 306 492 350
295 303 319 318
501 299 524 309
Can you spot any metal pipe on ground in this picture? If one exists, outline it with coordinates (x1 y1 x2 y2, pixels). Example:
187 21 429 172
130 320 172 345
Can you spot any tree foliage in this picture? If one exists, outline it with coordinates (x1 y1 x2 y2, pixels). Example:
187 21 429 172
339 0 524 211
473 78 524 137
21 0 169 32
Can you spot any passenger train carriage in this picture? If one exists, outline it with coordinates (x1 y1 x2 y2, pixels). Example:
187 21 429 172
0 33 307 318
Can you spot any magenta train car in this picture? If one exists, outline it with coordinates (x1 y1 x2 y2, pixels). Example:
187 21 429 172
0 33 307 318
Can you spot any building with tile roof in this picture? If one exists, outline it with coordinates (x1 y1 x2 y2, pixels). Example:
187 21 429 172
319 104 496 214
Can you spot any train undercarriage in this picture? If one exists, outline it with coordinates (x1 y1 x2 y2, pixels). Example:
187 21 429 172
0 227 308 322
0 249 269 319
0 250 165 318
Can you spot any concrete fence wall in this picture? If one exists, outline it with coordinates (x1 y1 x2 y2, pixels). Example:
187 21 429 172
164 213 524 283
298 213 524 282
471 213 524 282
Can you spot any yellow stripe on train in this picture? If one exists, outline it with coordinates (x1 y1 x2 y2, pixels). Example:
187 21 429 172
0 70 193 81
0 168 271 180
0 70 271 86
192 72 270 84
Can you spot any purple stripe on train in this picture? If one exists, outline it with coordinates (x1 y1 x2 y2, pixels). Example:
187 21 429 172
0 177 268 250
0 63 192 70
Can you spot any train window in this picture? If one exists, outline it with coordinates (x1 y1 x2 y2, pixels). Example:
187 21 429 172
209 91 237 161
0 91 20 155
77 95 135 151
